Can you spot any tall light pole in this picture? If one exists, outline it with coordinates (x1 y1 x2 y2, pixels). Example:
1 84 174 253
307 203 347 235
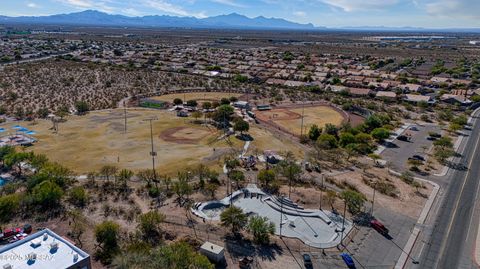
300 95 305 137
319 175 324 210
279 195 284 238
143 118 158 179
371 181 377 216
340 198 347 246
123 101 127 134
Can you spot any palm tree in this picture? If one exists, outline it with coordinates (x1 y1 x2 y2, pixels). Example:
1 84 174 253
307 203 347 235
220 206 247 235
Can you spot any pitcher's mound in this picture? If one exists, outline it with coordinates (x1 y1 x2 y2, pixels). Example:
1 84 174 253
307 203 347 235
160 126 211 144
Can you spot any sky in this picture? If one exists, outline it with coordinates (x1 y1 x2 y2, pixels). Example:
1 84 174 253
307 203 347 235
0 0 479 28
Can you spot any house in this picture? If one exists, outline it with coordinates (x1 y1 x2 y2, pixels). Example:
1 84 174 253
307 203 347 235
0 228 91 269
440 94 472 106
233 101 250 110
348 88 373 97
400 84 422 92
404 94 435 104
256 104 272 111
376 91 397 99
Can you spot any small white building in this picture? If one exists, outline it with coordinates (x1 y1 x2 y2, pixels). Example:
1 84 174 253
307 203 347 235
199 242 225 264
0 229 91 269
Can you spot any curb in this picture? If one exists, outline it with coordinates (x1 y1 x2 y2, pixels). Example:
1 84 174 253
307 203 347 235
389 170 440 269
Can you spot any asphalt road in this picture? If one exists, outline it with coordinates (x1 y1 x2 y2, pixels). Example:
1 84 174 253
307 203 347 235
414 111 480 269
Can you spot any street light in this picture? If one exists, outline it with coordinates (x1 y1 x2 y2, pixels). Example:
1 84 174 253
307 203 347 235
340 198 347 246
143 117 158 179
371 181 378 216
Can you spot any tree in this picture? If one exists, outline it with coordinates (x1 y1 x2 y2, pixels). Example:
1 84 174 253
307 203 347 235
371 128 390 142
324 123 338 136
137 211 166 245
448 123 463 133
0 194 21 223
113 242 213 269
276 157 302 197
229 170 245 190
100 165 118 183
67 210 87 248
68 186 88 208
308 124 321 141
137 169 156 187
202 102 212 110
220 98 230 105
339 132 355 147
434 147 455 163
408 159 423 171
186 100 198 107
220 206 248 234
212 104 234 123
233 119 249 134
433 136 453 149
117 169 133 192
325 190 337 209
191 111 203 122
0 146 15 167
4 151 31 177
316 133 338 149
257 169 276 189
75 101 89 115
247 216 275 245
173 98 183 105
341 190 366 215
95 221 120 264
31 180 63 210
173 178 193 206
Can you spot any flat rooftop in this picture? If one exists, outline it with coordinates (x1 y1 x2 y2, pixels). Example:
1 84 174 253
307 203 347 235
0 229 90 269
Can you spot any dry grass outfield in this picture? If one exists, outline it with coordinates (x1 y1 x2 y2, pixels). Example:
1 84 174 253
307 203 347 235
2 108 302 174
257 106 345 136
150 92 242 103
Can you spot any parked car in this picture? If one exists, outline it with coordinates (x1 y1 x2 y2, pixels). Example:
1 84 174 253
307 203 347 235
397 135 411 142
302 254 313 268
371 220 389 235
409 126 419 131
340 253 356 268
408 155 425 162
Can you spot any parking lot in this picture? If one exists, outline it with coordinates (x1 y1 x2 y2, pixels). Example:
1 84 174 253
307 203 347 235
381 124 441 172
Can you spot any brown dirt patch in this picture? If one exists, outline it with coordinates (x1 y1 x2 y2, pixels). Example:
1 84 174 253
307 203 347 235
160 126 211 144
256 109 302 121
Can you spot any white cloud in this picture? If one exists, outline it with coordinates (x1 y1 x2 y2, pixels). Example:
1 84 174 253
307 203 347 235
294 11 306 17
425 0 480 19
319 0 400 11
144 0 206 17
27 2 38 8
211 0 246 8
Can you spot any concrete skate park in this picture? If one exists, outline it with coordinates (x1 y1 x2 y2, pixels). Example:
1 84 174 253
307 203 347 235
192 184 353 249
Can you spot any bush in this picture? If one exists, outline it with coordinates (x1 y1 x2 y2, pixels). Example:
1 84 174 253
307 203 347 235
68 186 88 208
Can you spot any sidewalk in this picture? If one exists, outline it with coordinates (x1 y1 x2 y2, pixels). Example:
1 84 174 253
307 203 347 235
389 170 440 269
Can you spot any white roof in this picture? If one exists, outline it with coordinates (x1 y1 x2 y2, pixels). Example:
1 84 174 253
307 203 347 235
0 229 89 269
200 242 224 255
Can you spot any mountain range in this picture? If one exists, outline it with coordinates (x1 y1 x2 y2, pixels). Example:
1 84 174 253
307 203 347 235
1 10 479 32
0 10 316 30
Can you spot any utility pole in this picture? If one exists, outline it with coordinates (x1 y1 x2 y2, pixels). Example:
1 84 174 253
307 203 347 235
371 182 377 216
123 101 127 134
279 195 284 237
300 96 305 137
143 118 158 179
340 198 347 246
319 175 324 210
